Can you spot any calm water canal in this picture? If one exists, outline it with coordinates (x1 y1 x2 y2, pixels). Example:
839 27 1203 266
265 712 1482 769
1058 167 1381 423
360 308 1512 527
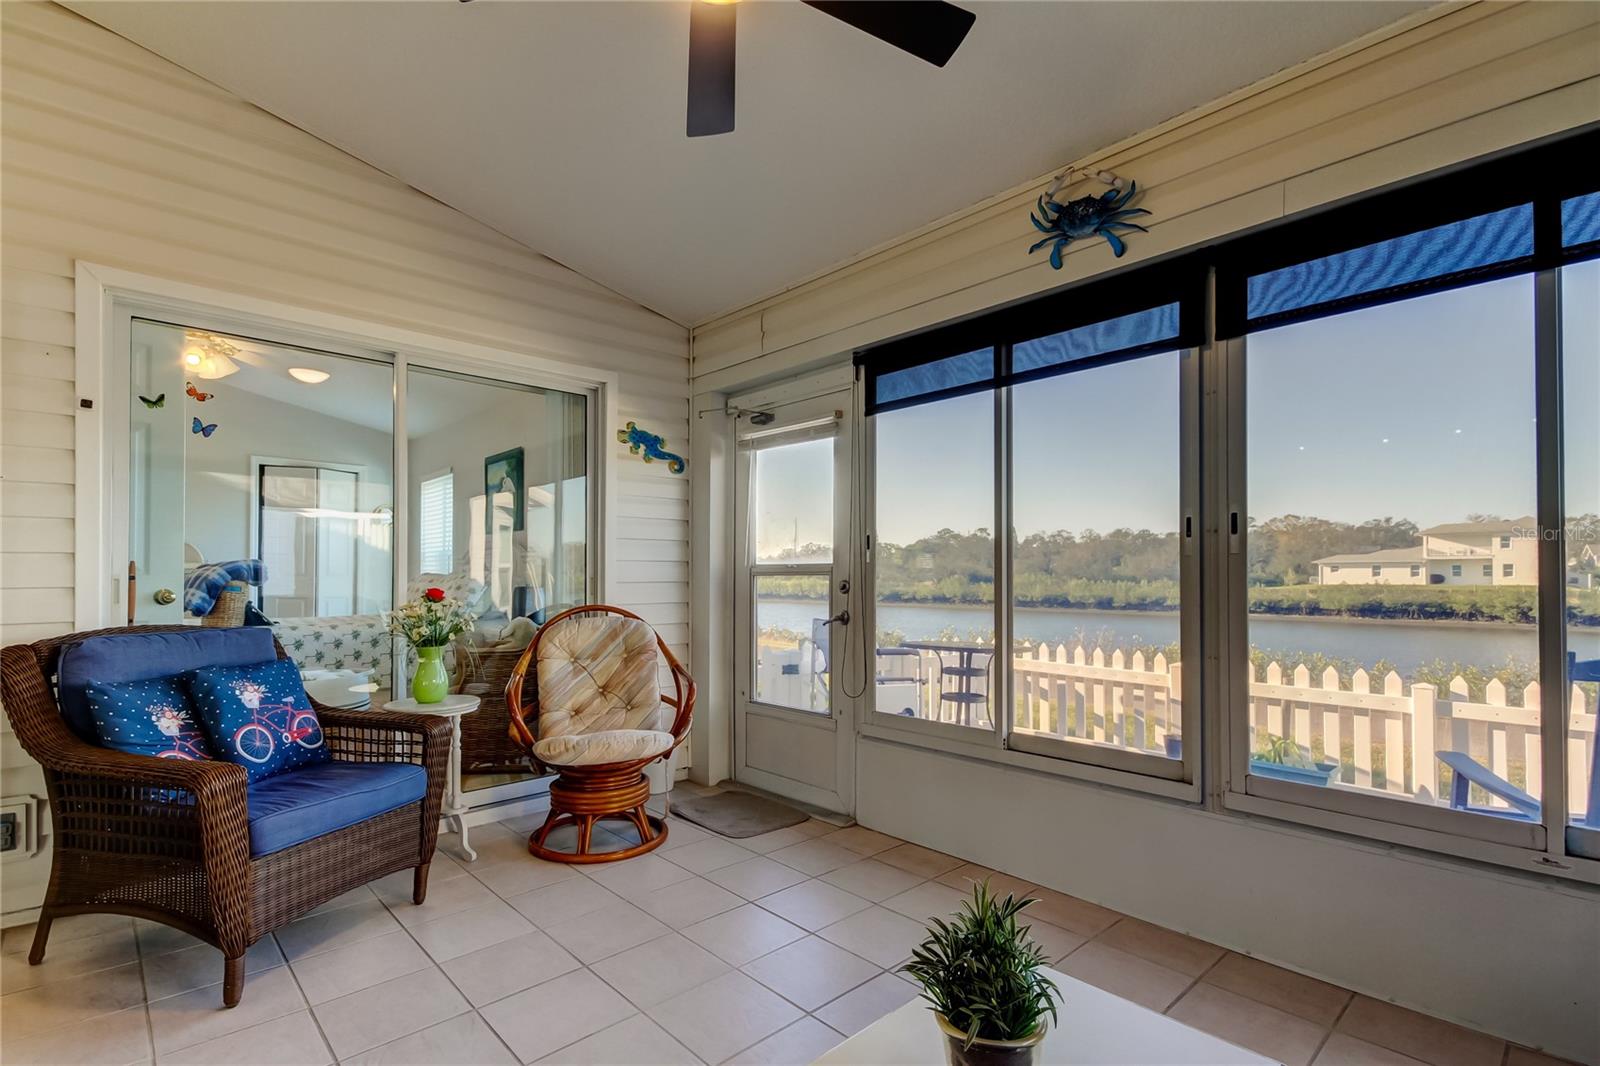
759 600 1600 675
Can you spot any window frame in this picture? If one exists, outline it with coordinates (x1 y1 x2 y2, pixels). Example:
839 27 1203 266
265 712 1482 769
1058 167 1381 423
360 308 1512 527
858 334 1203 802
847 128 1600 882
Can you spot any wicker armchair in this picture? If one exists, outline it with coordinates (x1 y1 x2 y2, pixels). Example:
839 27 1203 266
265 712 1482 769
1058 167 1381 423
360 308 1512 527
0 625 451 1007
506 606 693 862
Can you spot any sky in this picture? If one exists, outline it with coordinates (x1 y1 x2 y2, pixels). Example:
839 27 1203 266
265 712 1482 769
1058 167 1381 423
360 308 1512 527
755 262 1599 553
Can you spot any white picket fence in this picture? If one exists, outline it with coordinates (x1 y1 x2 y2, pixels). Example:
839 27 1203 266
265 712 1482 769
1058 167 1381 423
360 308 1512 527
879 641 1596 815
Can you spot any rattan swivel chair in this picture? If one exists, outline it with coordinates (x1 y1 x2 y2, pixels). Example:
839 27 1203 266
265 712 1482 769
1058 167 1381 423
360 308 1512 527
0 626 450 1007
506 605 694 862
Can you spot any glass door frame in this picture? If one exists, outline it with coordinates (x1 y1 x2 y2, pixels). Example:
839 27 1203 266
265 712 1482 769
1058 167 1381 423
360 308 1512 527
93 280 606 661
732 387 856 814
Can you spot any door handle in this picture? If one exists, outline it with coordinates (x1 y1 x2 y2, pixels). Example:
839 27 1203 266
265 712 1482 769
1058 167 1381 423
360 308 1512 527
153 588 177 606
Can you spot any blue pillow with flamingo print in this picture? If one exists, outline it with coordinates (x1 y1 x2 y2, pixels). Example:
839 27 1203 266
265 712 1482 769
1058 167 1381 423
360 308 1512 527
84 676 215 762
185 658 330 783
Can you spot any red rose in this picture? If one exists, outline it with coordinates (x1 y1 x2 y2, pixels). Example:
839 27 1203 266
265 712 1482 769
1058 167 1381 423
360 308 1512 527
423 587 446 602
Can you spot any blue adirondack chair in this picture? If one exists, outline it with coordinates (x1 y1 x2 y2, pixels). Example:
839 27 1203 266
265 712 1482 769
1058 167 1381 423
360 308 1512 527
1436 653 1600 826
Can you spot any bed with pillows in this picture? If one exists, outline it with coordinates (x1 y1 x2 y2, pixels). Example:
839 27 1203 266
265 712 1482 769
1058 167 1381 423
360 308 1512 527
269 572 499 687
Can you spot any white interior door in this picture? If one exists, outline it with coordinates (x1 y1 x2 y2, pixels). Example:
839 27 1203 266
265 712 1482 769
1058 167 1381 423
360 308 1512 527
733 389 855 814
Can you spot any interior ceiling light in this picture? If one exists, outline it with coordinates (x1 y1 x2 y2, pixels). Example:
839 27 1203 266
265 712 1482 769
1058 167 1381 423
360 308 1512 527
182 332 241 380
288 367 331 384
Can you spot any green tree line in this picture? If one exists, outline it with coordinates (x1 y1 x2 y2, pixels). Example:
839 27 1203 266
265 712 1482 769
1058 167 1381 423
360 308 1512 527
763 515 1600 624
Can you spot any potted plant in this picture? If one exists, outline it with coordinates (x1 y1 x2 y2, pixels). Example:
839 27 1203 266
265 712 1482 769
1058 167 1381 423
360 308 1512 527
901 880 1062 1066
1249 734 1340 786
387 587 473 704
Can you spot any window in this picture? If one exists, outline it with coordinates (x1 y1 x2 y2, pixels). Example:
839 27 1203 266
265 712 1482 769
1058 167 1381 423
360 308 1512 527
1562 256 1599 856
749 435 835 713
859 266 1201 782
1243 275 1539 834
849 128 1597 874
872 388 995 732
418 471 454 574
1010 344 1185 767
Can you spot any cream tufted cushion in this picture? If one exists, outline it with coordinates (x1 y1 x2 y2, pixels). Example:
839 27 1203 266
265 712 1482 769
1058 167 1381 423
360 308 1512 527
536 615 663 739
533 729 674 767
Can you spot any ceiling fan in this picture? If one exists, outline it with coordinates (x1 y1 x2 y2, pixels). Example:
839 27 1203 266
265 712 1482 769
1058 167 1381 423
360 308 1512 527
689 1 976 137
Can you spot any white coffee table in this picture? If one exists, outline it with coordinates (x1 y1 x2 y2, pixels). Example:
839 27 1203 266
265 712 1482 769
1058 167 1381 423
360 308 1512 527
384 694 480 861
813 968 1279 1065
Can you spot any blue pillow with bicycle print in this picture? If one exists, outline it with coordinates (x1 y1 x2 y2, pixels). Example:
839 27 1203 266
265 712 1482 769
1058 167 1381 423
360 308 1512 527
186 658 330 782
85 675 216 762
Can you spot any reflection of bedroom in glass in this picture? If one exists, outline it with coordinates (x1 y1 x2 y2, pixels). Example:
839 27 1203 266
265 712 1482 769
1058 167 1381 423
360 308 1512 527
405 366 589 630
127 318 395 629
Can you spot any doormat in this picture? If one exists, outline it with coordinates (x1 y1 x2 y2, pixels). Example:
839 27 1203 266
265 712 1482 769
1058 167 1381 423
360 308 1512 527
672 791 809 838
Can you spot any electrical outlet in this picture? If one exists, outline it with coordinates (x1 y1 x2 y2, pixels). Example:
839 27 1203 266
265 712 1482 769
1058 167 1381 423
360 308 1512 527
0 812 16 852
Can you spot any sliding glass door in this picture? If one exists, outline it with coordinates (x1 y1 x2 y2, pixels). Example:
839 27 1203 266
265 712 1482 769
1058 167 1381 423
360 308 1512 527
122 317 595 753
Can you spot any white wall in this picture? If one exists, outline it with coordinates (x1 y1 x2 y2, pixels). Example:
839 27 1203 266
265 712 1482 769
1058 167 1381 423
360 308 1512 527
0 0 688 922
687 2 1600 1060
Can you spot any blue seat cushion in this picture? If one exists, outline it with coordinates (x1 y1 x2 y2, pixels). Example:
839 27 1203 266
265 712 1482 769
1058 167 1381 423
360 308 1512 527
57 628 277 744
246 761 426 857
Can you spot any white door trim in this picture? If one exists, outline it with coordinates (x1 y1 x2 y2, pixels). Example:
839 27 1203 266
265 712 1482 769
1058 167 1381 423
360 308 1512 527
74 261 620 630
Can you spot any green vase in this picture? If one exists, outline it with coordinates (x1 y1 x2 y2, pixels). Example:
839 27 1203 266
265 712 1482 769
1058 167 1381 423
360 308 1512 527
413 644 449 704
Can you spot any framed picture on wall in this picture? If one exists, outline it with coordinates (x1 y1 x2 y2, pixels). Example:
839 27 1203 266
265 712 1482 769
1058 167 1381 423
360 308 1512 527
484 447 525 531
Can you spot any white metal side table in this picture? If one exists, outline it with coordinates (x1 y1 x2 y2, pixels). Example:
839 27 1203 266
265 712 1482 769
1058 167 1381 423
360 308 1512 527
383 694 481 861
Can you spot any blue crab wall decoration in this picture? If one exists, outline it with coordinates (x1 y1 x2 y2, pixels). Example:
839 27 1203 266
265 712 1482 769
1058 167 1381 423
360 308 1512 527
618 421 686 474
1028 178 1150 267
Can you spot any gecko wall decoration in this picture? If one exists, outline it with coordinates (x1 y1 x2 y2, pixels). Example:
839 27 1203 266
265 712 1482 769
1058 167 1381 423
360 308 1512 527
617 421 686 474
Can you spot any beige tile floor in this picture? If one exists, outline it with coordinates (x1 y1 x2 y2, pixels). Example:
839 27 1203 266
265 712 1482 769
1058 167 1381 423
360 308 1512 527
0 788 1578 1066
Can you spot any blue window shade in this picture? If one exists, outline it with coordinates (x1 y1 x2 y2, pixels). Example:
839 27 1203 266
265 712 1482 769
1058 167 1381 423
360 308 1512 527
874 348 994 410
1011 303 1181 378
1562 191 1600 250
1247 204 1534 324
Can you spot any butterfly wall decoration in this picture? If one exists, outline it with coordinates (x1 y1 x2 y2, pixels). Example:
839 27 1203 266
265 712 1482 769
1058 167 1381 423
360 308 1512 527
186 382 215 402
138 393 165 409
191 417 218 438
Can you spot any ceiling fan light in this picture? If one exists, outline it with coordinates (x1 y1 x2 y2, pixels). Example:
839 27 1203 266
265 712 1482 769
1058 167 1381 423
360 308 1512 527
288 367 331 384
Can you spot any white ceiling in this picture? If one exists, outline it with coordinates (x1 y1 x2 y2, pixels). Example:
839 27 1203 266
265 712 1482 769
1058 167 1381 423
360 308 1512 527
71 1 1429 325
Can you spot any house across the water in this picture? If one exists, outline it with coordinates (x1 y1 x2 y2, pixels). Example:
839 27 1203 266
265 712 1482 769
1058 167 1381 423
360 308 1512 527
1315 517 1538 586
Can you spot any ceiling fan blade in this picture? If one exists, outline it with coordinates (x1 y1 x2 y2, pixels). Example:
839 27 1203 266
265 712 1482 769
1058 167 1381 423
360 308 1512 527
801 1 975 68
687 1 737 137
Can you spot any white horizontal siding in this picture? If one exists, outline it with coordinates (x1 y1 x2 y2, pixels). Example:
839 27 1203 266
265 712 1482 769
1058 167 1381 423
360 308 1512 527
0 0 689 920
690 1 1600 389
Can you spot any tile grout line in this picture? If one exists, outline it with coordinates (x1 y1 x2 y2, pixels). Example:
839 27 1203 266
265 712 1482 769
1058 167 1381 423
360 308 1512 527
272 930 343 1066
1159 944 1228 1017
1307 990 1359 1066
367 867 525 1065
133 919 157 1066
